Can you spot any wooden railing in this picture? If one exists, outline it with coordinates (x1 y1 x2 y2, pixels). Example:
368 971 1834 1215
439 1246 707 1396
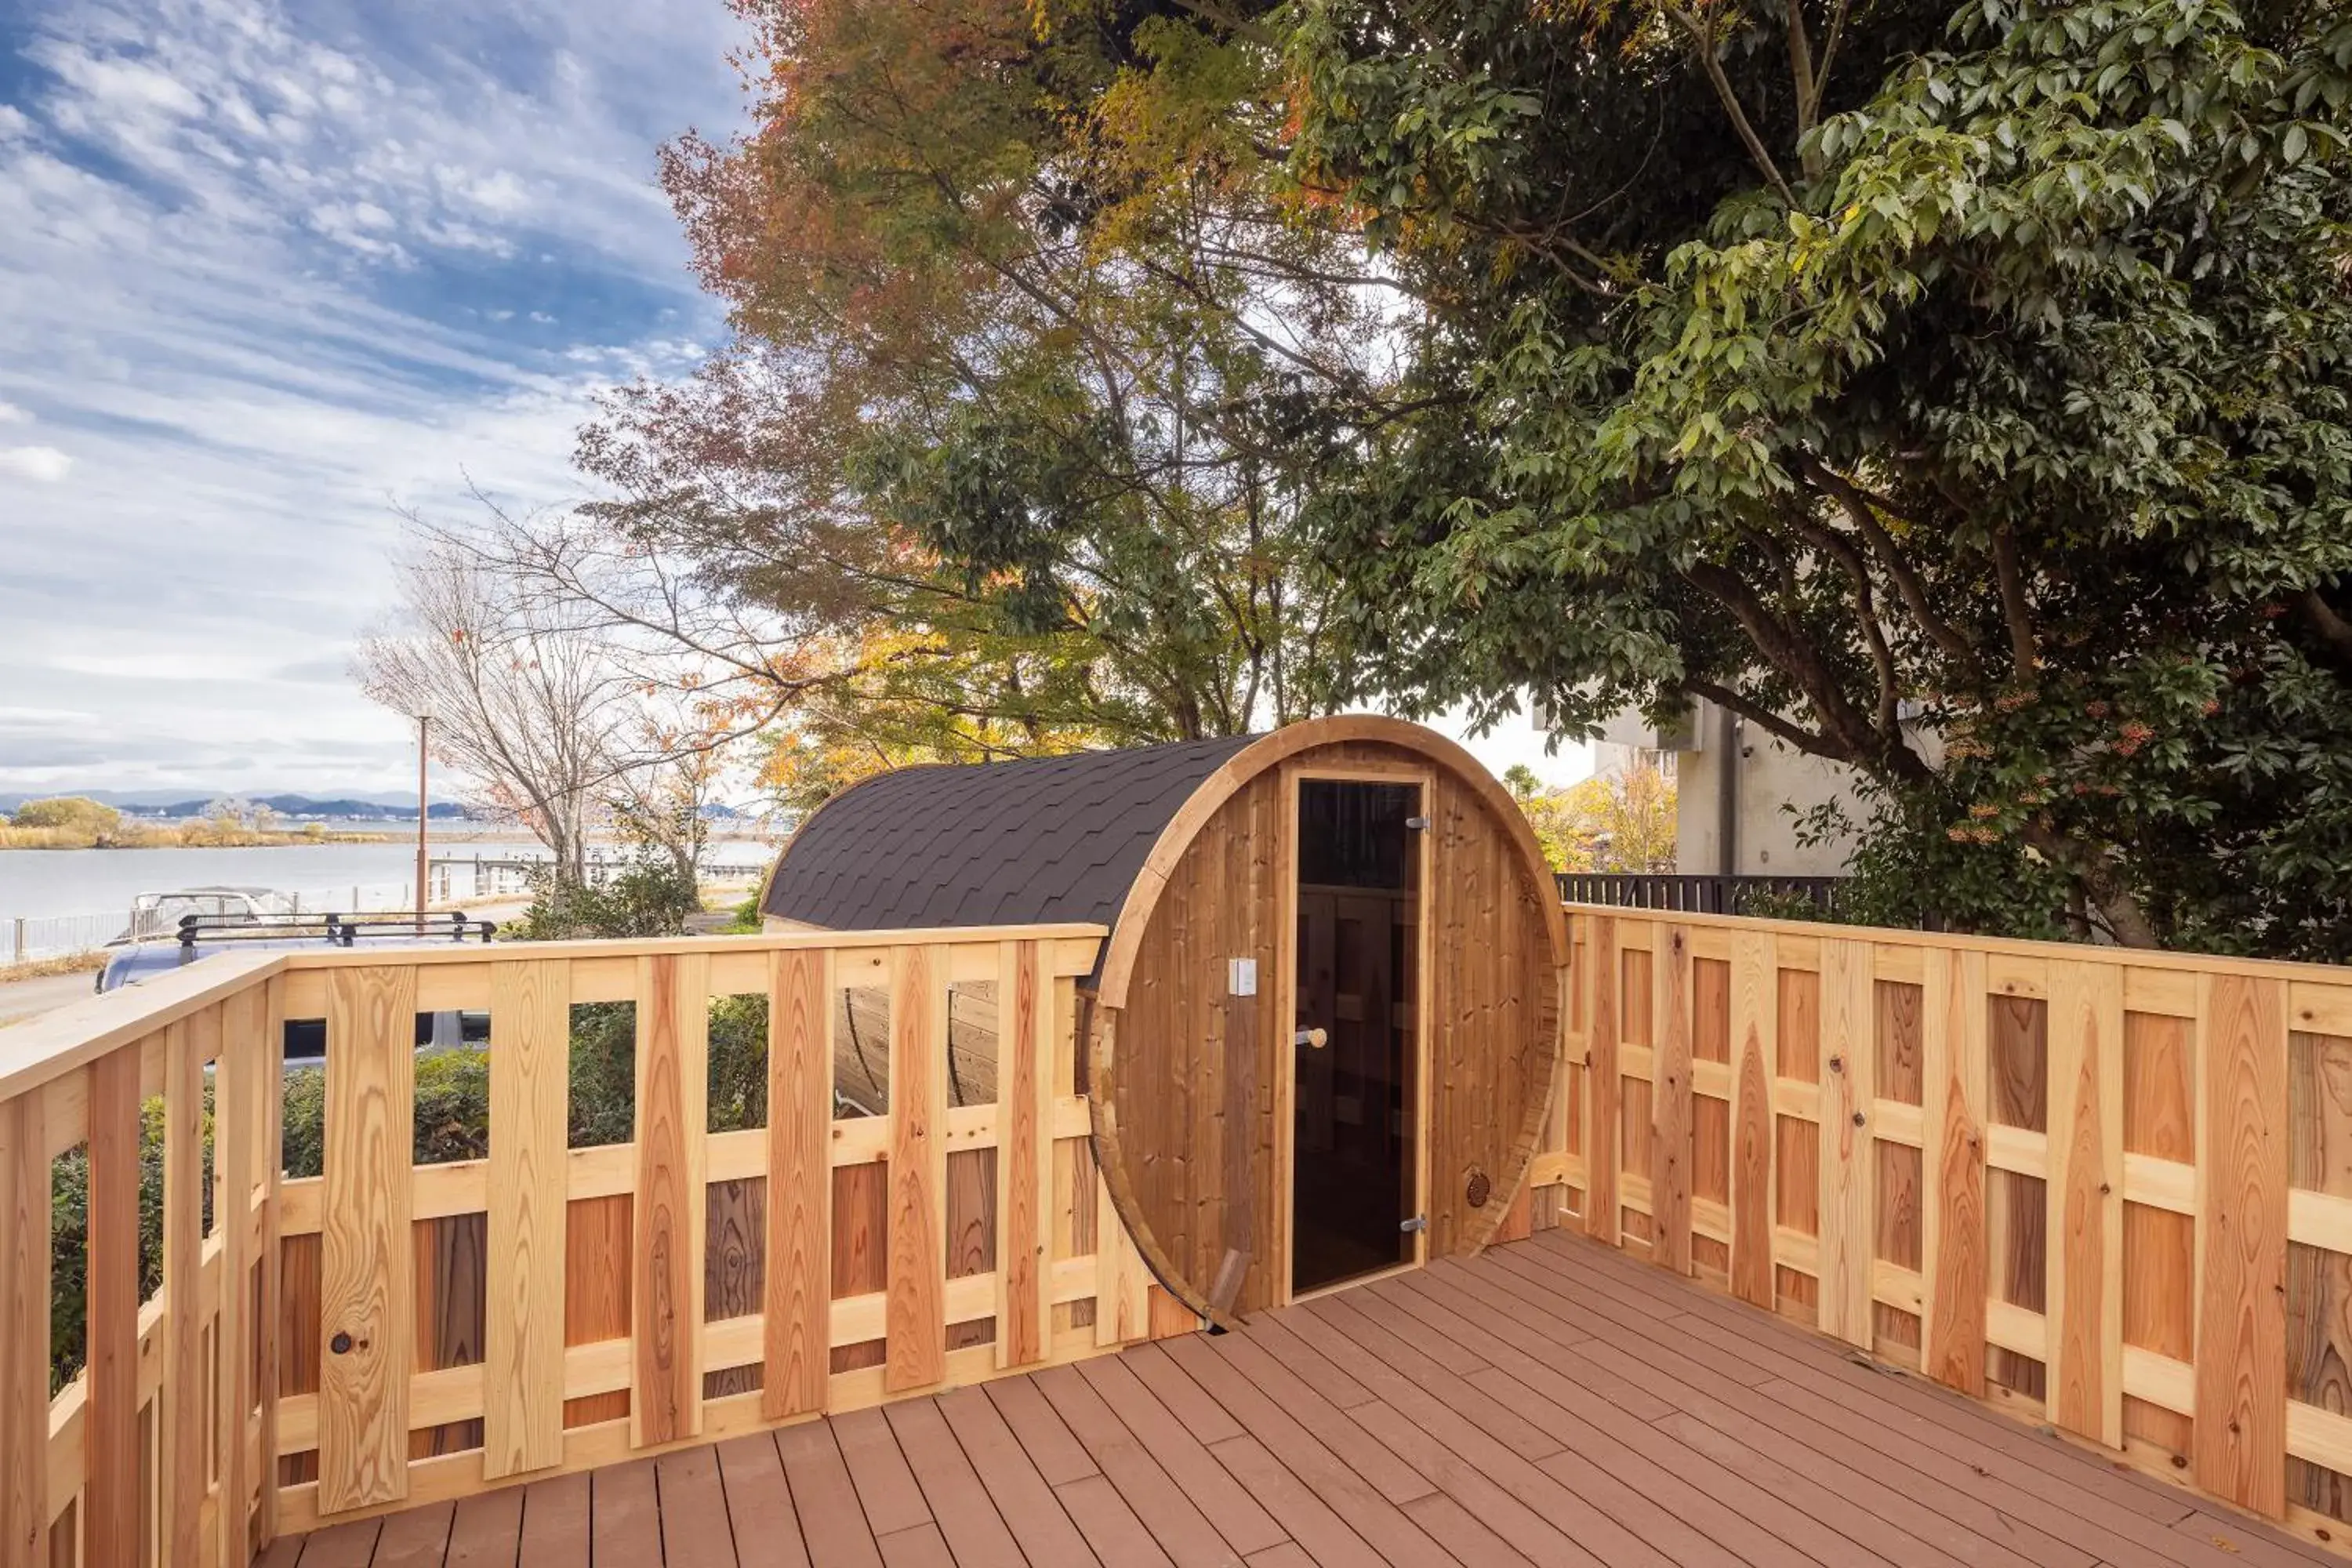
1524 906 2352 1549
0 924 1186 1568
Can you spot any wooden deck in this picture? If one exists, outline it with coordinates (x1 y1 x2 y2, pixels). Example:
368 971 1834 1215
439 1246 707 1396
259 1229 2333 1568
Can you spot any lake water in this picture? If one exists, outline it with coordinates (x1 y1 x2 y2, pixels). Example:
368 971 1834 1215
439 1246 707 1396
0 833 779 936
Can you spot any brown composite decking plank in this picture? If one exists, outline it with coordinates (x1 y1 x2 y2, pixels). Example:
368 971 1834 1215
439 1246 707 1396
1118 1339 1250 1443
442 1486 524 1568
1070 1352 1291 1556
1029 1362 1253 1568
1370 1272 1876 1568
1279 1297 1679 1568
935 1385 1105 1566
832 1407 933 1540
1247 1545 1320 1568
1174 1330 1438 1508
368 1501 454 1568
517 1470 592 1567
657 1443 742 1568
1512 1236 2222 1566
1299 1297 1563 1462
1446 1252 2088 1568
1470 1248 1778 1390
1223 1318 1600 1568
880 1399 1027 1568
714 1432 815 1568
1397 1490 1537 1568
1535 1232 2203 1523
874 1522 955 1568
255 1537 306 1568
297 1518 384 1568
775 1421 887 1568
981 1374 1100 1486
1317 1288 1806 1568
1052 1472 1180 1568
593 1457 666 1568
1385 1266 1672 1421
1153 1334 1463 1568
1202 1432 1396 1568
1515 1241 2211 1561
2172 1507 2347 1568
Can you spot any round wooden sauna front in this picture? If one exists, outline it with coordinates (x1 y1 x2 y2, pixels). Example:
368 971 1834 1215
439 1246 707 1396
762 715 1566 1324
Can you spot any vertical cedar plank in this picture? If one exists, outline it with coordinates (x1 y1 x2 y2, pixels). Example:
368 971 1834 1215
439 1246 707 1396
765 947 833 1418
259 975 287 1545
162 1021 205 1566
87 1047 142 1566
485 959 571 1477
1818 939 1875 1348
633 951 710 1446
2195 972 2288 1517
1095 1171 1149 1345
319 966 417 1514
1585 917 1621 1244
1729 931 1776 1308
0 1091 45 1568
1924 949 1989 1398
887 945 949 1392
1650 924 1693 1275
997 941 1051 1365
2047 960 2124 1450
215 985 263 1568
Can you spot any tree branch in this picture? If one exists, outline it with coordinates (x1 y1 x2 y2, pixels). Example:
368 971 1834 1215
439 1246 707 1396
1664 5 1798 206
1990 525 2039 679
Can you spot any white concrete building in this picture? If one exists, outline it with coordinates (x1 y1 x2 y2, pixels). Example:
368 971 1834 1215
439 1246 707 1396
1593 702 1861 877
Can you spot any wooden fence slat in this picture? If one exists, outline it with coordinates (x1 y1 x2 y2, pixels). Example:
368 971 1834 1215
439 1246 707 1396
886 945 949 1392
162 1020 205 1566
1095 1171 1149 1346
259 975 286 1546
485 959 571 1478
1923 948 1988 1397
997 940 1051 1366
2048 960 2124 1449
86 1045 143 1565
216 989 263 1568
764 947 832 1420
1586 916 1621 1243
633 951 710 1447
1728 931 1775 1308
2195 971 2288 1516
1818 938 1875 1348
1650 923 1693 1275
0 1091 46 1568
319 965 418 1514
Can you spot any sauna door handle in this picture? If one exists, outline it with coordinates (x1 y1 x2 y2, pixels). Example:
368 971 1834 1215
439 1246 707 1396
1293 1026 1328 1050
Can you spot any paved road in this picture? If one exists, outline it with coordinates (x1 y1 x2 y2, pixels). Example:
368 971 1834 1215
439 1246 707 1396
0 969 100 1028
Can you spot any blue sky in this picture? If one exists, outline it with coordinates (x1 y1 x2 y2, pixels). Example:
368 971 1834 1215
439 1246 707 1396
0 0 745 795
0 0 1588 799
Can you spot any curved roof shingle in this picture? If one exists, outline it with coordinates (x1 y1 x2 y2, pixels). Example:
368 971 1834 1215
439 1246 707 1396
761 736 1260 944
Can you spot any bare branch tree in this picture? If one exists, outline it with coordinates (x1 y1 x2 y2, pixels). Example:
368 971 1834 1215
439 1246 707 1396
353 535 631 880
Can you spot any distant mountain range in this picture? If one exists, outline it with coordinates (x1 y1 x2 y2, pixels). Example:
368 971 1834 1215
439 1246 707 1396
0 789 474 819
0 789 758 821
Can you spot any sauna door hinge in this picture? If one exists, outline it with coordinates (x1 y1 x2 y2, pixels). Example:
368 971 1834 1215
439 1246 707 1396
1406 816 1430 830
1400 1214 1428 1234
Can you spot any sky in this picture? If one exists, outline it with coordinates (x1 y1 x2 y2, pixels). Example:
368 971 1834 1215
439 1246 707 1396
0 0 1592 803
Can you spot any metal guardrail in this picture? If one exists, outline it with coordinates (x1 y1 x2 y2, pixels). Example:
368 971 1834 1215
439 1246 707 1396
1555 872 1847 916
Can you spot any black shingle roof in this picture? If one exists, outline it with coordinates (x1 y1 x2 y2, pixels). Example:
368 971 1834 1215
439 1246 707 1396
761 737 1261 956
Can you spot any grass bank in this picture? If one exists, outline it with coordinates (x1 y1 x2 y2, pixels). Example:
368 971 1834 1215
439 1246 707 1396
0 950 105 983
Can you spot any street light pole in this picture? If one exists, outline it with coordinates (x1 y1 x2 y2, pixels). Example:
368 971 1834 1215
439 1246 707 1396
416 713 430 927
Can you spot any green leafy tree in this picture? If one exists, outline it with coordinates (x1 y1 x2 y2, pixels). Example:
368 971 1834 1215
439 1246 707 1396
536 0 1393 796
1287 0 2352 954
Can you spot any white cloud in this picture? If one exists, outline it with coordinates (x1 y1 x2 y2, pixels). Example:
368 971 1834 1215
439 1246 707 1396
0 0 746 799
0 446 72 482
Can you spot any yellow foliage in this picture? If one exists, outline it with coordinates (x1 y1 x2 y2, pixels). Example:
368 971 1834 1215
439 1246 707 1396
1513 760 1677 873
